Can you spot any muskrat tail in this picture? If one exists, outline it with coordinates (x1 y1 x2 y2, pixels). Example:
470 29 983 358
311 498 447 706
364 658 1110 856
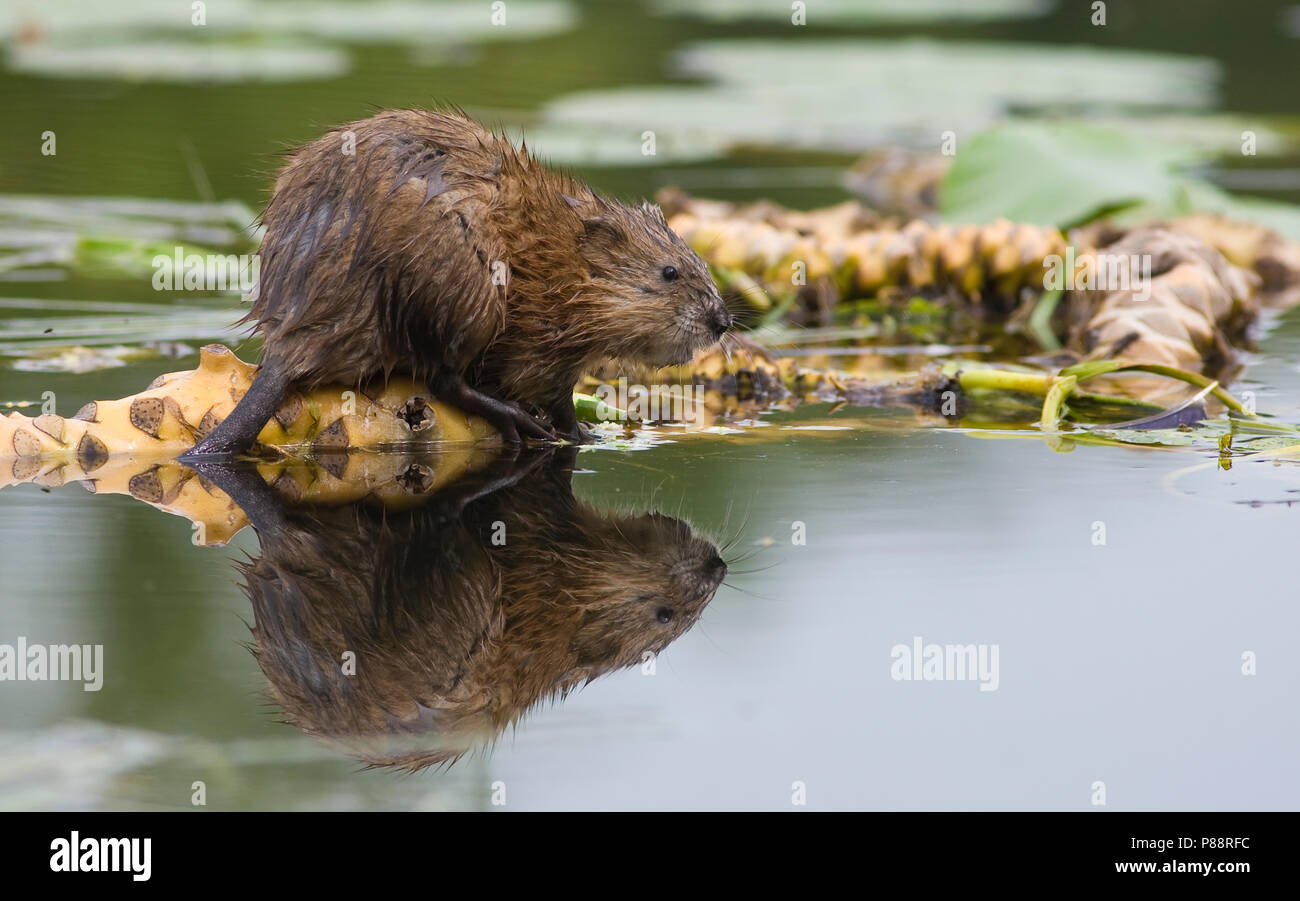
181 362 292 459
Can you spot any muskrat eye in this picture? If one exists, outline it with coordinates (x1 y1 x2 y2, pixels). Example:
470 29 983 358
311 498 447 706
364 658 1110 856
661 265 679 281
655 607 674 624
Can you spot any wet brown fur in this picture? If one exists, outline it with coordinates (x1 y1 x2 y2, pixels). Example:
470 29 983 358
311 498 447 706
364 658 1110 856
243 108 729 439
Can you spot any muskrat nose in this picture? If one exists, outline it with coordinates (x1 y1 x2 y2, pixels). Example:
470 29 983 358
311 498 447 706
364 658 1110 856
707 306 732 340
706 553 727 578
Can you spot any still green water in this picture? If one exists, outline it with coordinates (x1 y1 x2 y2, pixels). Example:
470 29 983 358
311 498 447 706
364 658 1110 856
1 0 1298 810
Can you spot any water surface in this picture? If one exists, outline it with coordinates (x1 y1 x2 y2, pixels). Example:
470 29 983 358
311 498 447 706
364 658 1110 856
1 0 1298 810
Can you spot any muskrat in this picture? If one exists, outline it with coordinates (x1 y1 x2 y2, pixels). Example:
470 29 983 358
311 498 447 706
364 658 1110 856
200 447 727 770
183 109 732 457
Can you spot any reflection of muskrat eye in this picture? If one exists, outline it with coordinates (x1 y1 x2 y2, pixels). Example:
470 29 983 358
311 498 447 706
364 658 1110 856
655 607 674 624
661 265 679 281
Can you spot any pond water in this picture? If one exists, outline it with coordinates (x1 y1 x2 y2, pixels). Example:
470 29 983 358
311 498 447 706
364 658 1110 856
1 0 1298 810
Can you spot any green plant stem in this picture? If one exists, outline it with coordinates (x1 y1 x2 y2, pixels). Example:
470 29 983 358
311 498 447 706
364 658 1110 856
1026 288 1064 351
957 368 1051 395
573 392 625 423
1060 359 1255 416
1039 374 1077 429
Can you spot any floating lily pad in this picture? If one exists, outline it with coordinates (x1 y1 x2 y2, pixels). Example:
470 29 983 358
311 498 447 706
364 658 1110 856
940 121 1201 227
0 0 575 44
0 307 242 361
8 39 349 83
1 1 576 82
535 39 1219 164
0 721 178 810
652 0 1052 24
940 120 1300 239
0 195 258 279
0 0 196 40
255 0 576 44
1090 114 1297 158
1157 180 1300 243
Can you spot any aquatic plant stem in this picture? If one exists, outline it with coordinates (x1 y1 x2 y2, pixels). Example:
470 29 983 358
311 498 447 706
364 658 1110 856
1039 375 1077 429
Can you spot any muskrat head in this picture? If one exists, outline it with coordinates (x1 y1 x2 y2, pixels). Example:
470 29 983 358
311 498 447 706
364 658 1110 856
578 200 732 366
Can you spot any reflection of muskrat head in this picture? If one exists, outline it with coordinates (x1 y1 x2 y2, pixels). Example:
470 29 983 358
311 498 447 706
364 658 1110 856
509 508 725 669
241 454 726 770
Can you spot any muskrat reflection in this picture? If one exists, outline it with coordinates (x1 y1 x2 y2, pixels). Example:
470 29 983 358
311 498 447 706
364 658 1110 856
210 447 726 770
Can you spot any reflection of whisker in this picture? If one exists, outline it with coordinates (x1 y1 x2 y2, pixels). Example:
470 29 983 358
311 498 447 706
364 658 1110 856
719 498 735 533
703 493 757 559
710 497 736 551
719 499 755 556
693 620 727 657
720 580 783 603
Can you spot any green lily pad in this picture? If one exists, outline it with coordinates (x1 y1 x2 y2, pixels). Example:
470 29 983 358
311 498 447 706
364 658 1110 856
257 0 576 44
8 39 349 83
1159 179 1300 243
537 39 1219 165
1 1 576 82
652 0 1051 24
0 195 258 279
940 119 1300 238
0 0 575 44
940 121 1203 227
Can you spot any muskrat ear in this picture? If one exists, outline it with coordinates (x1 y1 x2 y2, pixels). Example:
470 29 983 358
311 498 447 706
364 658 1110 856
579 215 628 251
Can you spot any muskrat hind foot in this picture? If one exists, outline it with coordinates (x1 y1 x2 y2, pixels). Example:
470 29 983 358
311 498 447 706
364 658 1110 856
179 436 253 462
432 375 554 445
181 365 291 461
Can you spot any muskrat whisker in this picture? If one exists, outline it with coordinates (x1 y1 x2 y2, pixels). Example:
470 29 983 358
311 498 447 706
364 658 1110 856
723 561 780 576
722 539 769 567
699 232 724 258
